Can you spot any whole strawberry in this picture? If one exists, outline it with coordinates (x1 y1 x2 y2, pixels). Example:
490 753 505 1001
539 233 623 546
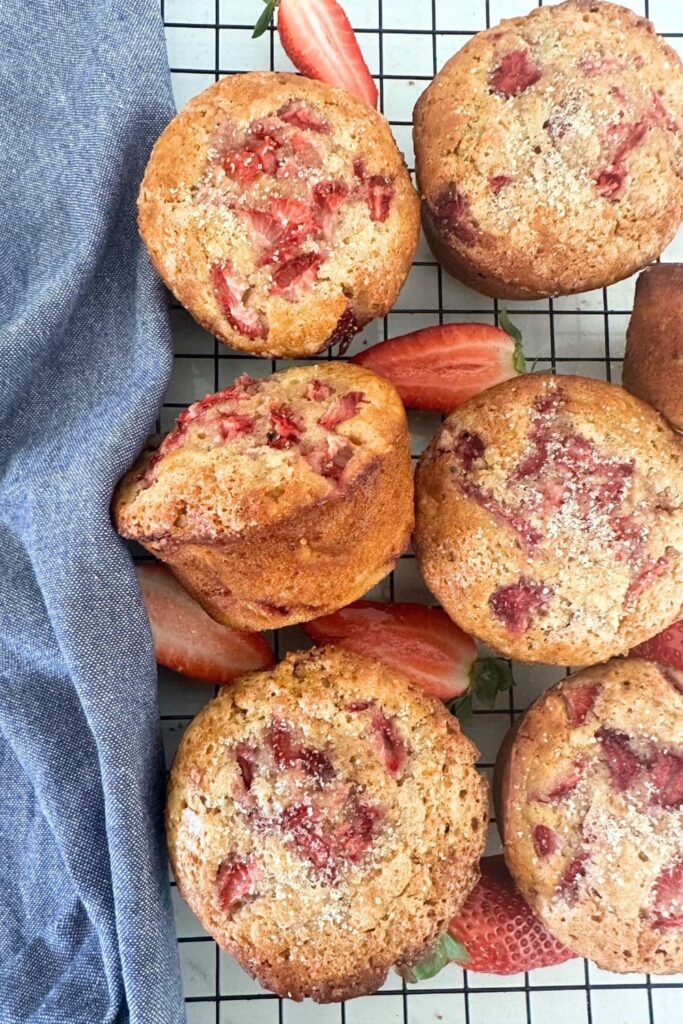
448 855 574 975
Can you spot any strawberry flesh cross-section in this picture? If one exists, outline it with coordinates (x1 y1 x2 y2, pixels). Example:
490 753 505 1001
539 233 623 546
318 390 365 429
563 683 601 726
488 49 542 97
216 857 263 914
650 860 683 929
533 824 558 858
488 578 551 635
211 260 266 339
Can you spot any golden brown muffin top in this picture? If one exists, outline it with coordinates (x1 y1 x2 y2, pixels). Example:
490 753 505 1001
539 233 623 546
499 658 683 974
166 646 488 1001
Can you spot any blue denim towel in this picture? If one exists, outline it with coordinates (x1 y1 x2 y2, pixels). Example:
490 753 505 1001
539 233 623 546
0 1 184 1021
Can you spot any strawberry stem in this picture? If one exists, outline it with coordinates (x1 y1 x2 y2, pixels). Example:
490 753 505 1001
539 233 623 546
447 656 514 723
499 309 526 373
399 933 470 983
252 0 279 38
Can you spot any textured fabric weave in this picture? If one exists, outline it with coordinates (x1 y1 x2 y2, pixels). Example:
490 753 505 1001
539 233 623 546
0 1 183 1021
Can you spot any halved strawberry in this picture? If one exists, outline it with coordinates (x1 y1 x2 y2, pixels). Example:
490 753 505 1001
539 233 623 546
632 617 683 671
350 319 525 413
302 601 513 718
136 563 274 684
211 260 266 339
253 0 378 109
448 855 574 974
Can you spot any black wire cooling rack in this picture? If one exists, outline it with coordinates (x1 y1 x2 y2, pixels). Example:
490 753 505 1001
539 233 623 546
156 1 683 1021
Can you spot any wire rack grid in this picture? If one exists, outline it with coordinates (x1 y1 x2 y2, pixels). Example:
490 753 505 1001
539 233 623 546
156 1 683 1022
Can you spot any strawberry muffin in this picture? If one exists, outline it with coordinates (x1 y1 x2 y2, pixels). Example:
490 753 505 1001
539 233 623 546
414 373 683 665
413 1 683 299
138 72 419 357
113 363 413 631
166 646 488 1001
623 264 683 431
495 659 683 974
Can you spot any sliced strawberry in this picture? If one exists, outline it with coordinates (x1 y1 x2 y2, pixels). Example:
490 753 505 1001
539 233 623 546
596 728 644 791
136 563 274 685
270 250 323 300
267 405 302 449
211 261 265 339
489 579 551 636
563 683 601 727
650 860 683 929
306 378 333 402
275 0 378 108
448 855 574 974
249 198 318 264
650 752 683 809
632 617 683 672
489 49 542 97
351 322 524 413
216 857 263 913
318 390 365 429
277 99 330 132
303 601 477 701
533 824 558 859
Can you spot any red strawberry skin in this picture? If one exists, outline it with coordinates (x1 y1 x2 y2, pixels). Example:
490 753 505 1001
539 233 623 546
136 563 274 684
351 323 523 413
302 600 477 701
632 617 683 672
277 0 378 109
449 855 575 974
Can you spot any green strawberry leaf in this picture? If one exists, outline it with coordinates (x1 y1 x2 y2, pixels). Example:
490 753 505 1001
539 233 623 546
399 933 469 983
469 655 514 708
447 690 474 725
252 0 279 38
499 309 526 373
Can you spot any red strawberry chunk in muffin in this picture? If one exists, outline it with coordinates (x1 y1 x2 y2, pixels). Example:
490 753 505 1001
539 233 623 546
650 860 683 929
489 49 542 97
649 752 683 809
533 824 558 858
624 552 675 608
211 261 266 339
216 856 263 913
564 684 601 726
306 378 333 402
213 413 254 442
353 159 395 222
453 430 486 471
596 728 644 791
235 743 257 791
370 709 409 778
433 184 477 246
270 251 324 300
532 761 584 804
558 852 589 903
489 578 551 635
266 721 335 783
313 180 349 239
276 99 330 133
489 174 514 194
318 390 365 429
304 434 353 481
267 406 302 449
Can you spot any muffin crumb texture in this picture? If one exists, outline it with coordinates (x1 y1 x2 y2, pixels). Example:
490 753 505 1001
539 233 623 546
166 647 488 1001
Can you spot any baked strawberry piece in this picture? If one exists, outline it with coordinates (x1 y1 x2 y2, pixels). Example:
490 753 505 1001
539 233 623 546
415 373 683 665
166 646 487 1002
138 72 419 358
496 658 683 974
113 363 413 631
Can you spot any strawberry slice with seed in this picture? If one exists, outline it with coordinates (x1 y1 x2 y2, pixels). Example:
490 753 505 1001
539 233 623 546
351 321 524 413
211 260 265 339
302 601 513 716
136 563 274 685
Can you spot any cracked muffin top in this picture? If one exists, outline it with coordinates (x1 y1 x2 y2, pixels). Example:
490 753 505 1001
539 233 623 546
113 362 408 544
414 373 683 665
414 0 683 299
166 646 487 1002
496 658 683 974
139 71 419 357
